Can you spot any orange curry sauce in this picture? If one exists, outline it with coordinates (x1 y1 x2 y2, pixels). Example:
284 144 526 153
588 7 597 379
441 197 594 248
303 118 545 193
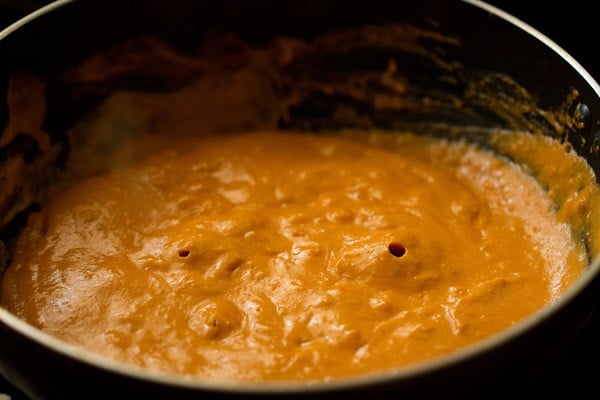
0 131 587 382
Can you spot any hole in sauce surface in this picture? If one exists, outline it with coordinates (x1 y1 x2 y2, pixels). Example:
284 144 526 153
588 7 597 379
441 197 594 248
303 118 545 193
388 242 406 257
178 249 190 258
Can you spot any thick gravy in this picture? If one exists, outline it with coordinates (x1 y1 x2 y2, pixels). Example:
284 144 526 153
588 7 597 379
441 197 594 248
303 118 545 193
0 130 588 382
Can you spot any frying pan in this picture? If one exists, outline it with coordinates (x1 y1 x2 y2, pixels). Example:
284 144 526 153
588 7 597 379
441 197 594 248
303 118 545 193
1 1 599 398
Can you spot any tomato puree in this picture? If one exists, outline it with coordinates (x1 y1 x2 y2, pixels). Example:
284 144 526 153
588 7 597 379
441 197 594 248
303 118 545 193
0 130 588 382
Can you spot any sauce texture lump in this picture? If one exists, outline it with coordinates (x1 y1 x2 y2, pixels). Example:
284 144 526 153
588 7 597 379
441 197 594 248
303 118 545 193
0 130 587 382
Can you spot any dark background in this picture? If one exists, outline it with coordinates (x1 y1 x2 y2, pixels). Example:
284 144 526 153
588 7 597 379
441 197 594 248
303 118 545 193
487 0 600 80
1 0 599 80
1 1 599 398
